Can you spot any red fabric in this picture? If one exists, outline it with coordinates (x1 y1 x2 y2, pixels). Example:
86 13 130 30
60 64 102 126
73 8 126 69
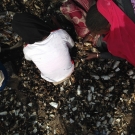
97 0 135 66
60 0 91 38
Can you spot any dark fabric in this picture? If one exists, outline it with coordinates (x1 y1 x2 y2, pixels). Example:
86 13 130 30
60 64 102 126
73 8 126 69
114 0 135 23
0 62 8 91
100 52 124 60
96 42 123 60
12 13 55 44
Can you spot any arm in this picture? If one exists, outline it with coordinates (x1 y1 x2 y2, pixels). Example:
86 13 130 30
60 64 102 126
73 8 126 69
95 37 123 60
23 47 32 61
24 54 32 61
62 30 74 48
85 52 123 60
100 52 124 60
66 36 74 49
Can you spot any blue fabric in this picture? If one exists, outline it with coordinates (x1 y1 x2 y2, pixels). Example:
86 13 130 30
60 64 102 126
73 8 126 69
0 62 8 91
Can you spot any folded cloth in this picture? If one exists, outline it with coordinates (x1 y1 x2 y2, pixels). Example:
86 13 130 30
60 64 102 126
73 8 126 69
60 0 90 38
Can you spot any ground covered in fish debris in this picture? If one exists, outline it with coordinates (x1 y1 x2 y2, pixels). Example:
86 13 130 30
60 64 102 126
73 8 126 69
0 0 135 135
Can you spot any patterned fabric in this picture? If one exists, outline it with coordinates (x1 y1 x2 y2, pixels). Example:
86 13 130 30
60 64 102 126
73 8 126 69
131 0 135 13
74 0 93 12
60 0 93 38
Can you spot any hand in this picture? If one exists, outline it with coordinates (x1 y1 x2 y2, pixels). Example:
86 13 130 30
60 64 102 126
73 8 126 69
83 34 100 45
85 52 98 60
83 34 95 43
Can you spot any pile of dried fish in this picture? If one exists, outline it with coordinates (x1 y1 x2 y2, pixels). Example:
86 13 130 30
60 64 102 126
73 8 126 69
0 11 19 46
0 0 135 135
0 48 135 135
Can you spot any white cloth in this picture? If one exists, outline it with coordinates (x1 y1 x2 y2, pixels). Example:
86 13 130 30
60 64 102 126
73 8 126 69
0 70 4 87
23 29 74 82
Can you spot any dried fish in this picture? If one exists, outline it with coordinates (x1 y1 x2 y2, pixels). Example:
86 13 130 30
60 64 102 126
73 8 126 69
77 85 82 95
113 61 120 69
70 118 74 123
101 75 110 80
87 90 92 101
0 1 135 135
108 86 114 92
127 69 134 76
49 102 58 108
91 75 100 80
0 111 7 115
72 107 77 111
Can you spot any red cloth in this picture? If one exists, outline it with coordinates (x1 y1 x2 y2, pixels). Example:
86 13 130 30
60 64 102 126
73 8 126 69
97 0 135 66
60 0 91 38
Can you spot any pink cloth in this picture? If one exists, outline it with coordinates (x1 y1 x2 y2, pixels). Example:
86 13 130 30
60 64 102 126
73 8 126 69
60 0 91 38
97 0 135 66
